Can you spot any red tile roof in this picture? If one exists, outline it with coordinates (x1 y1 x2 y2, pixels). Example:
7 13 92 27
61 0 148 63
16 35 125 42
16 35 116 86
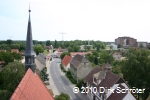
62 55 72 66
11 49 19 53
0 50 6 52
70 52 90 57
98 71 120 88
85 67 102 86
10 68 54 100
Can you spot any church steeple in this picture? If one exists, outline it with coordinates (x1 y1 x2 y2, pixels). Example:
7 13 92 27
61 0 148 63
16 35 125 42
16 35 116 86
24 6 35 72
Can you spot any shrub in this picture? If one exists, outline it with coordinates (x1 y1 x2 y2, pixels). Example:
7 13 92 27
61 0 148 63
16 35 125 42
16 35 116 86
65 71 77 84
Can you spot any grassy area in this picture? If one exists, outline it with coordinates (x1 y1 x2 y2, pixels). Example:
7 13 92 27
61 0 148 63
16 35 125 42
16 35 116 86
48 89 54 96
43 50 49 55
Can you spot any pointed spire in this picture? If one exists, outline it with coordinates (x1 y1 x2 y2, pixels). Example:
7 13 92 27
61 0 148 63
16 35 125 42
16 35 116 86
25 4 35 73
25 5 34 56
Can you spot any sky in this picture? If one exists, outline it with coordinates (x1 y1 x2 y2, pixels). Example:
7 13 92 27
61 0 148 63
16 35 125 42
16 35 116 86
0 0 150 42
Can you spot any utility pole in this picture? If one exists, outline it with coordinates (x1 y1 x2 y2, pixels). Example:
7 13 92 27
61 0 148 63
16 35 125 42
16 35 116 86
59 32 66 45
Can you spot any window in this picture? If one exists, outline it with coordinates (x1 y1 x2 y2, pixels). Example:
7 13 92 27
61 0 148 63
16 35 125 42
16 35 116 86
28 58 30 64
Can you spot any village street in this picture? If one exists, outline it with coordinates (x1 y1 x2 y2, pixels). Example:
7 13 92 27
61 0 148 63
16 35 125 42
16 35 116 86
46 57 89 100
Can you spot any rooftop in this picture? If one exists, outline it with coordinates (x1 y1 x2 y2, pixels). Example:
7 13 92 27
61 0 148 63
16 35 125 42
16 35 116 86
10 68 54 100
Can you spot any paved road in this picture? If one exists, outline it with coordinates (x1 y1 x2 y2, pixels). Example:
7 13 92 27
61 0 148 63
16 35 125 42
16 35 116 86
50 58 88 100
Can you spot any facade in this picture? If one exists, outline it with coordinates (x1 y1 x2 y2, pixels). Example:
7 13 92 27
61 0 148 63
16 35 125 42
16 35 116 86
70 54 93 81
110 44 117 50
62 55 72 71
85 67 137 100
115 37 137 48
24 8 36 72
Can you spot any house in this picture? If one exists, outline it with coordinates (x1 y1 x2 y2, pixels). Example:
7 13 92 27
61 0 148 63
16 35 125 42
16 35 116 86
112 52 122 60
10 69 54 100
45 45 53 50
70 54 93 81
53 51 62 58
0 50 6 52
11 49 19 53
56 47 68 52
62 55 72 71
70 52 91 57
85 67 137 100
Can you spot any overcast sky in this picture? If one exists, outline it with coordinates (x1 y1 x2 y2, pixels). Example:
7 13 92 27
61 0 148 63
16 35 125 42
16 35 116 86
0 0 150 42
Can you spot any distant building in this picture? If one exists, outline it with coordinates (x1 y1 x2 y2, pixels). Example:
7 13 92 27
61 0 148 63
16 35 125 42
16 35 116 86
112 52 122 60
70 52 91 57
11 49 19 53
136 42 148 48
110 44 118 50
115 36 148 48
0 50 6 52
115 36 137 48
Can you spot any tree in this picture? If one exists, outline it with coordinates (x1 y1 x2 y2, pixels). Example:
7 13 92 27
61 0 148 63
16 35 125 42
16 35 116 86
55 93 70 100
6 39 13 45
87 46 91 51
33 40 38 45
46 40 51 46
0 52 14 66
99 51 114 64
67 47 74 52
54 40 58 48
11 52 23 60
40 67 49 82
19 43 26 52
60 52 71 60
0 61 25 100
34 46 44 55
73 45 80 52
121 48 150 100
94 57 98 65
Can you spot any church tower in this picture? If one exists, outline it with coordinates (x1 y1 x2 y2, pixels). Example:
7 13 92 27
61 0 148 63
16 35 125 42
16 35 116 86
24 7 35 72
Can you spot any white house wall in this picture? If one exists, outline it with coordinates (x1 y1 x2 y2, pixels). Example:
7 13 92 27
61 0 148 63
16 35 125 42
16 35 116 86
123 93 136 100
77 63 93 80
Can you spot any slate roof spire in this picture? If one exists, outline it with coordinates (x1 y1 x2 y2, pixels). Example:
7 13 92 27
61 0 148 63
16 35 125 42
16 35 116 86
24 5 35 72
25 5 34 56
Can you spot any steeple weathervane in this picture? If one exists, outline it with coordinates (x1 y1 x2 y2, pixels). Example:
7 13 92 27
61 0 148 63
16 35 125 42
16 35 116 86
29 3 31 12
